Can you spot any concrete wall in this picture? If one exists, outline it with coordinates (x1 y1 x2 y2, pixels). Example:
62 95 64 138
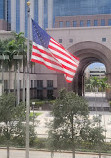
47 26 111 50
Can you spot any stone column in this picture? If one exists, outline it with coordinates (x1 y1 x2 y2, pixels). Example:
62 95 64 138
106 73 111 100
48 0 53 28
11 0 16 31
38 0 44 28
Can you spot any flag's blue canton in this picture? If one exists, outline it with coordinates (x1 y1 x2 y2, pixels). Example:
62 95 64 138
32 19 51 49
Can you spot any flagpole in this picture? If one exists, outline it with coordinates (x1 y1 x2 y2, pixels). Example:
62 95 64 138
26 1 30 158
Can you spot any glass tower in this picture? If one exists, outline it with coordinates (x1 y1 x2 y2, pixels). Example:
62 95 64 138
1 0 111 35
0 0 5 19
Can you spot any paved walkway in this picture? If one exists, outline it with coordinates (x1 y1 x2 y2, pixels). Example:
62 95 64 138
0 148 111 158
34 92 111 141
85 92 109 108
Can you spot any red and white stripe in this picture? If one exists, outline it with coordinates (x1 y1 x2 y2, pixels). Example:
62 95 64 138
31 38 79 82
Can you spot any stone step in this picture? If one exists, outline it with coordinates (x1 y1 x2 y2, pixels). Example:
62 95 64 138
89 106 111 111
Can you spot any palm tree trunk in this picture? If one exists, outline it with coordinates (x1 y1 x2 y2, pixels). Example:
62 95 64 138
14 62 17 101
72 147 75 158
23 58 25 103
17 61 20 104
2 61 4 93
8 67 11 93
101 89 106 142
7 143 9 158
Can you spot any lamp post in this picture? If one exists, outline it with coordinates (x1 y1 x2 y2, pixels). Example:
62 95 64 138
32 102 35 127
26 1 30 158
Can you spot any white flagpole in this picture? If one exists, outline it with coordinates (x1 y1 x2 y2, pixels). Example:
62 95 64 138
26 1 30 158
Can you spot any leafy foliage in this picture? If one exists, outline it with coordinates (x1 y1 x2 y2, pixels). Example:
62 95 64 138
47 89 106 158
0 93 36 148
47 89 89 157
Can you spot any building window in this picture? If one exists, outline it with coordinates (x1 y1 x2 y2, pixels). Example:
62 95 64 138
87 20 91 27
73 21 77 27
19 80 21 89
66 21 70 27
101 19 105 26
108 19 111 26
47 80 53 88
47 89 53 99
94 20 98 26
69 39 73 43
4 80 8 89
31 80 33 88
59 39 62 43
34 80 37 88
37 90 43 99
59 21 63 28
80 20 84 27
37 80 43 88
102 38 106 42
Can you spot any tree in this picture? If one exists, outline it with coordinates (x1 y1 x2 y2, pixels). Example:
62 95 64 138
0 39 11 93
0 93 36 158
2 32 27 103
47 89 89 158
80 115 105 158
13 32 27 104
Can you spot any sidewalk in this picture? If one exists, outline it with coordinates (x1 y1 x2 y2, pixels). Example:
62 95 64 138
0 148 111 158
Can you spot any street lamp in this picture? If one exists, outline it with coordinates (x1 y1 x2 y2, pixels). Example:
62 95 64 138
32 102 35 127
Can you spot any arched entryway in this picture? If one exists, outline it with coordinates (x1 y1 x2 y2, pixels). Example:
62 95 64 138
68 41 111 100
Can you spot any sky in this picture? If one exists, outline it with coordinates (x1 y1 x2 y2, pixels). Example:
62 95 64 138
88 62 105 69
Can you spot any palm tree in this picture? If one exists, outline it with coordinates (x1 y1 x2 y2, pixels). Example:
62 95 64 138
99 77 110 141
0 39 11 93
13 32 27 104
88 77 100 113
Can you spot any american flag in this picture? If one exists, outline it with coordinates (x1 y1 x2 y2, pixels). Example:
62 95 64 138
31 19 79 83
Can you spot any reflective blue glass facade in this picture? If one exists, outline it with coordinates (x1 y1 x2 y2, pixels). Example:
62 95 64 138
1 0 111 34
25 0 28 37
7 0 11 23
53 0 111 16
16 0 20 33
44 0 48 29
0 0 5 19
53 0 111 26
34 0 38 23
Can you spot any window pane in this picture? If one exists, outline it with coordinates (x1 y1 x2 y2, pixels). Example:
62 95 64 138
87 20 91 27
108 19 111 26
47 89 53 99
34 80 37 88
66 21 70 27
69 39 73 43
94 20 98 26
37 90 43 99
59 39 62 43
31 80 33 88
102 38 106 42
101 19 105 26
47 80 53 87
80 20 84 27
59 21 63 28
37 80 43 88
4 80 8 89
73 21 77 27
